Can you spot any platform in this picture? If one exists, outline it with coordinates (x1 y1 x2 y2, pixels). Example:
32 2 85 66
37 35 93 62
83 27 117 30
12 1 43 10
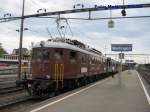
30 70 150 112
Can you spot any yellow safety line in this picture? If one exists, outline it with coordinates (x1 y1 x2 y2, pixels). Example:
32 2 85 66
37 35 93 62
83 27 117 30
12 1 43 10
61 64 64 88
60 64 62 89
60 64 63 81
54 64 64 89
56 64 58 81
56 64 59 89
54 64 56 81
58 65 61 81
61 64 63 88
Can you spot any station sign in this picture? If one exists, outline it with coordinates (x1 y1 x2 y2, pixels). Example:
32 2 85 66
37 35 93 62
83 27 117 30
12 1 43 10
94 4 144 10
111 44 132 52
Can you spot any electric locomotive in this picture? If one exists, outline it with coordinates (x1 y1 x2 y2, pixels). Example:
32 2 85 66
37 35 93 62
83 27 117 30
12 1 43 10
24 38 119 98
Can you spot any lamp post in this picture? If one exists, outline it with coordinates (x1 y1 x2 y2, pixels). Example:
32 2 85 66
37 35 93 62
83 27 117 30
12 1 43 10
18 0 25 80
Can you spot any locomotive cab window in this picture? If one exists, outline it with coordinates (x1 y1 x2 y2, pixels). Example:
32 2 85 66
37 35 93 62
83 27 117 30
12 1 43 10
81 54 87 64
70 51 77 63
55 49 63 62
43 50 50 60
32 49 50 61
32 49 42 60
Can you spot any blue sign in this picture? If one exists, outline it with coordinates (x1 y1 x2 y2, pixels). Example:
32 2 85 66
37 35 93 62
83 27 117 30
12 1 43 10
94 4 149 10
111 44 132 52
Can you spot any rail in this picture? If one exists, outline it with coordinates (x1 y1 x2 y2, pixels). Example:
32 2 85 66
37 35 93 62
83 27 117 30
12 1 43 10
138 67 150 85
0 93 31 108
0 86 23 95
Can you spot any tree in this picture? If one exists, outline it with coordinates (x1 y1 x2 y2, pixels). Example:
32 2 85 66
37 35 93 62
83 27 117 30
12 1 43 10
0 43 7 57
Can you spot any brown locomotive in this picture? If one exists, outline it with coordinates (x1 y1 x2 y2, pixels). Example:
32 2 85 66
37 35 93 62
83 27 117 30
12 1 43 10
25 38 120 98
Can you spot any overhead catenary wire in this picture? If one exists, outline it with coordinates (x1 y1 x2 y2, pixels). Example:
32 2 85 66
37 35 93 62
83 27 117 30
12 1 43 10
66 20 74 38
56 18 63 39
46 27 53 39
55 16 74 39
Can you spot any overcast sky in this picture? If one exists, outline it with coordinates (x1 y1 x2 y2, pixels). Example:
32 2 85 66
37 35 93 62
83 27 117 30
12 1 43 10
0 0 150 63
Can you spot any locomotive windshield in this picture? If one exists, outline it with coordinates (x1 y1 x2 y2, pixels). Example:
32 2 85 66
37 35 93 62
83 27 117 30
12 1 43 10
32 48 50 61
55 49 63 62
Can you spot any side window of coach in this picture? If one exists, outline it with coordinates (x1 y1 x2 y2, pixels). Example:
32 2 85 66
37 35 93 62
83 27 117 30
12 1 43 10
70 51 77 63
55 49 63 62
81 54 87 64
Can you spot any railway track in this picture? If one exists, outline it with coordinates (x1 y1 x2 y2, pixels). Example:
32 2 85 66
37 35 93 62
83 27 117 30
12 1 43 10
0 78 29 108
0 86 23 95
0 73 32 110
138 68 150 85
0 96 31 108
140 70 150 85
0 80 22 95
0 89 31 108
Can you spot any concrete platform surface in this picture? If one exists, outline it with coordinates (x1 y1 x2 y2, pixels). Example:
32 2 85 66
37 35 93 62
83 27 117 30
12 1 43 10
30 70 150 112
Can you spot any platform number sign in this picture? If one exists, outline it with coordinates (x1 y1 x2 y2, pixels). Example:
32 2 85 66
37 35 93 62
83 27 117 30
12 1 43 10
119 53 124 59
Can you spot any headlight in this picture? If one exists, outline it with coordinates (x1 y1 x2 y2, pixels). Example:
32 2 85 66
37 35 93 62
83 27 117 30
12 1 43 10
28 84 32 87
46 75 51 79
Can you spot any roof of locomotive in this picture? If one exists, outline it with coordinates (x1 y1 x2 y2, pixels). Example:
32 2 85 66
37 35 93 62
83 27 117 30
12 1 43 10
33 39 106 59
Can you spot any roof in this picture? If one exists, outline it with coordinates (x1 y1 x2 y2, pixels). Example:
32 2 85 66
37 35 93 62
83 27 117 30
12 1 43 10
33 41 105 59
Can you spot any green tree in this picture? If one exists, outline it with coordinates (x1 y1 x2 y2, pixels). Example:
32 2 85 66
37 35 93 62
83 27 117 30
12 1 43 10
0 43 7 57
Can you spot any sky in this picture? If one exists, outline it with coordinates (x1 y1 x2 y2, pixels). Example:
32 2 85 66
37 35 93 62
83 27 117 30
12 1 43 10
0 0 150 63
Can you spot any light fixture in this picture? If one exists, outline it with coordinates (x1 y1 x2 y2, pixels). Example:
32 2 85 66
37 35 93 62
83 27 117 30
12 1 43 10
37 8 46 13
121 0 127 16
108 8 114 28
121 9 126 16
108 20 114 28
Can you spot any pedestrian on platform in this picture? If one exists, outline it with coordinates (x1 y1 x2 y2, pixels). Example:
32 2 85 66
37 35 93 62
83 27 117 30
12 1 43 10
112 66 115 78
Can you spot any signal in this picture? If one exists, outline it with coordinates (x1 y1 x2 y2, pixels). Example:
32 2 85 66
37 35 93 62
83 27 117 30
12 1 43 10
121 9 126 16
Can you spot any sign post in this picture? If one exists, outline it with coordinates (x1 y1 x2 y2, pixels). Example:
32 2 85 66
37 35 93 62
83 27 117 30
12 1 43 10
18 0 25 80
111 44 133 85
111 44 132 71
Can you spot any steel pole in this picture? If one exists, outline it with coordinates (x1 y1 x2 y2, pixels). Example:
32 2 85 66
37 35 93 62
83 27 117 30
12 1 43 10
18 0 25 80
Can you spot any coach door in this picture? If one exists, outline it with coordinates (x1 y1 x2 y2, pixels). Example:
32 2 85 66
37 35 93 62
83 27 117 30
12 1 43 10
54 49 64 89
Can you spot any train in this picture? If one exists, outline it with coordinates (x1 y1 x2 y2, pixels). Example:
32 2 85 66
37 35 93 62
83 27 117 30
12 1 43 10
22 38 123 98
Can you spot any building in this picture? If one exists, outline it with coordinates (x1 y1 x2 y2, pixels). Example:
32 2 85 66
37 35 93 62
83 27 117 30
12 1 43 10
12 48 29 56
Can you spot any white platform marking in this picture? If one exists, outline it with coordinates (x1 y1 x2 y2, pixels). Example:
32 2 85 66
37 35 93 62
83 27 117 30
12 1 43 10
30 78 110 112
137 71 150 105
